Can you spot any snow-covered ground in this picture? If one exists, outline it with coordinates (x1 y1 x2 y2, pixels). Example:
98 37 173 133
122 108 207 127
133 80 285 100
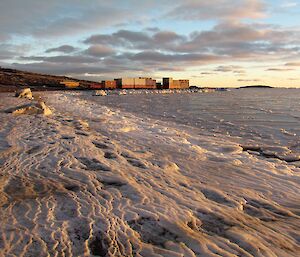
0 91 299 256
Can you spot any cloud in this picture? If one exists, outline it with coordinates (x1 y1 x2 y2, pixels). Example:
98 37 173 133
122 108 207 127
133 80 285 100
157 66 185 72
84 29 185 50
127 51 223 64
266 68 295 71
84 45 115 57
1 1 300 82
0 0 268 41
200 72 217 75
285 62 300 66
238 78 261 82
0 0 141 39
214 65 244 72
173 21 300 58
10 57 144 78
7 21 300 77
45 45 77 53
83 22 300 64
86 23 290 60
20 55 99 64
0 44 30 60
83 30 151 50
153 31 185 44
12 49 223 78
167 0 266 21
114 30 150 43
145 27 160 32
0 48 17 60
280 2 298 8
11 62 112 76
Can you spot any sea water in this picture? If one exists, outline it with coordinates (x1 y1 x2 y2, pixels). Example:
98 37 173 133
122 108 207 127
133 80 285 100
84 88 300 156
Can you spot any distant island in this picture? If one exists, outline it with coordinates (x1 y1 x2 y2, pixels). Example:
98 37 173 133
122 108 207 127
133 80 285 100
238 85 274 89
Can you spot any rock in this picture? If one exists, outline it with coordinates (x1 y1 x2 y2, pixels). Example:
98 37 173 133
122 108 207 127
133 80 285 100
262 146 291 155
7 101 52 116
15 88 33 100
74 119 89 130
94 90 107 96
247 150 261 156
277 154 300 163
292 161 300 168
241 145 261 152
118 90 127 95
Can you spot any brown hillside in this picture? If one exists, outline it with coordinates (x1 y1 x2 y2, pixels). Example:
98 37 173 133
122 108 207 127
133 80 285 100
0 67 100 92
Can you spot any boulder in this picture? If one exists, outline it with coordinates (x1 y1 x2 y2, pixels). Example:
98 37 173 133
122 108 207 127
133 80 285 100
73 119 89 130
15 88 33 100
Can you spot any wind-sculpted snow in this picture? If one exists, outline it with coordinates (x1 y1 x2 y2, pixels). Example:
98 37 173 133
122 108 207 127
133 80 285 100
0 92 299 256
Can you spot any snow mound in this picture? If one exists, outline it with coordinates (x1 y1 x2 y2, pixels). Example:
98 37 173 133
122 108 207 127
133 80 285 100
15 88 33 100
6 101 52 116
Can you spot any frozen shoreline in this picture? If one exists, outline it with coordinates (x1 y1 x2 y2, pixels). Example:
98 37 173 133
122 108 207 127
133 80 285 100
93 88 225 96
0 91 299 256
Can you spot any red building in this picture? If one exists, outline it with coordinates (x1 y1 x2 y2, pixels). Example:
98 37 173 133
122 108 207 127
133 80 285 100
101 80 116 89
114 77 156 89
89 83 102 89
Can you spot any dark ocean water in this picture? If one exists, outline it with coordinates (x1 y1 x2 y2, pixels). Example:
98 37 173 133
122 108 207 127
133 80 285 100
83 88 300 152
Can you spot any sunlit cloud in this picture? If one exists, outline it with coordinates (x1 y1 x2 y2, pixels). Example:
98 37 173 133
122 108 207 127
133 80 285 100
238 78 261 82
285 62 300 66
266 68 295 71
280 2 298 8
167 0 266 21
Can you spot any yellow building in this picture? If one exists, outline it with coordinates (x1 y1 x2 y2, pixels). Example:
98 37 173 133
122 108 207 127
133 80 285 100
163 78 189 89
60 81 80 88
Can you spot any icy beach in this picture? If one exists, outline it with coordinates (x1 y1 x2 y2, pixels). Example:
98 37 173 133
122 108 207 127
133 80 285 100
0 90 299 257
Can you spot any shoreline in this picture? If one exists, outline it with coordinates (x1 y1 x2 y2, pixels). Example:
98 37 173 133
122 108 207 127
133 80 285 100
0 91 299 256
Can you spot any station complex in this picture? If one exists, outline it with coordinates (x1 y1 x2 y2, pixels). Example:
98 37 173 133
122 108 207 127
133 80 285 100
89 77 190 90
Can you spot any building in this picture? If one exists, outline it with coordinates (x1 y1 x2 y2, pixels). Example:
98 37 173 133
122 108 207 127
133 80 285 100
134 78 146 89
137 77 156 89
101 80 116 89
178 79 189 89
60 81 80 88
115 78 134 89
162 78 173 89
163 78 189 89
90 83 103 89
156 82 162 89
90 80 117 89
115 77 156 89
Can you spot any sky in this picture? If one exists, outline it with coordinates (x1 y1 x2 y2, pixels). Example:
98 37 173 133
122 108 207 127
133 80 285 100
0 0 299 87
